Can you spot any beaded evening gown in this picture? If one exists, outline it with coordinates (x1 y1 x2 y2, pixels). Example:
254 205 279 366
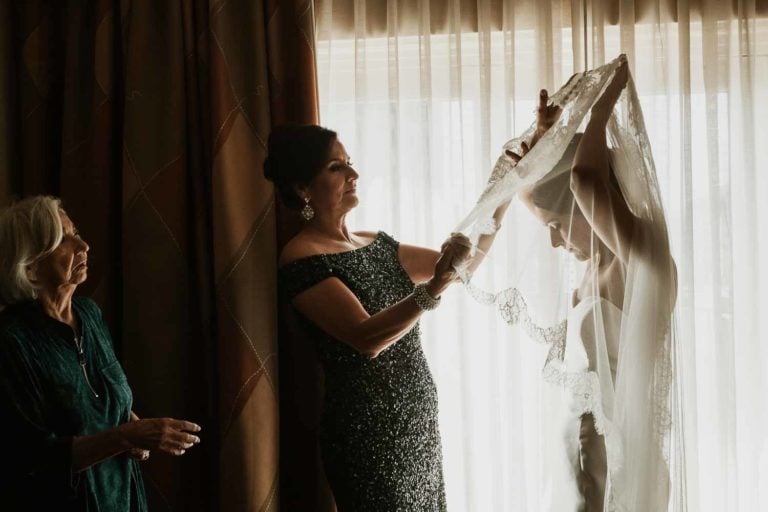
280 231 447 511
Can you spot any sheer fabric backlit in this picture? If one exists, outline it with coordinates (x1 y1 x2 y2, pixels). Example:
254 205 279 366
317 1 768 509
454 57 682 511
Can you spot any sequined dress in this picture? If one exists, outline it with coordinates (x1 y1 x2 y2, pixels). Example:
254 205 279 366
280 231 447 511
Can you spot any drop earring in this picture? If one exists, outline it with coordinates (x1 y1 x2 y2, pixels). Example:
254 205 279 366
301 196 315 220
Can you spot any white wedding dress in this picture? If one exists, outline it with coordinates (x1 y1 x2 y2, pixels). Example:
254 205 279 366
542 296 623 511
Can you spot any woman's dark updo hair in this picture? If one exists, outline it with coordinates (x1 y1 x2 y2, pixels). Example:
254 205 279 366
263 124 338 210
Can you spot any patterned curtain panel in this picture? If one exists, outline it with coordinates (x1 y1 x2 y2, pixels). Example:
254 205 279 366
0 1 318 510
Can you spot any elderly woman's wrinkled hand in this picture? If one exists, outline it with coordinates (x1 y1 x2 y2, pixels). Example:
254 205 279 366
117 418 202 457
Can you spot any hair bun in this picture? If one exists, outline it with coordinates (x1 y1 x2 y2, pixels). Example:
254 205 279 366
262 154 278 183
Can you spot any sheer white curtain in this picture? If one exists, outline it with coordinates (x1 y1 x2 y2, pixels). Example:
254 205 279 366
315 0 768 510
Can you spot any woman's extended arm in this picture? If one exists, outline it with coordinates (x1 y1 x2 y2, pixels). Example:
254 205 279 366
459 200 511 277
71 428 129 471
292 241 465 358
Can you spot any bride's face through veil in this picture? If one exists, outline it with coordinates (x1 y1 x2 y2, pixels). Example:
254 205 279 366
516 132 596 262
518 137 630 265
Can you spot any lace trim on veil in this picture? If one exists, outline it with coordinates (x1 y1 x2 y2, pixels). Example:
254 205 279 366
462 265 675 511
462 277 626 476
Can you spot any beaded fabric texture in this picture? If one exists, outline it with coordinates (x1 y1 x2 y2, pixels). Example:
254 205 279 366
280 231 447 511
413 283 441 311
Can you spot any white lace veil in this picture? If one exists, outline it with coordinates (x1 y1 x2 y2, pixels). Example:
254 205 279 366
453 57 686 511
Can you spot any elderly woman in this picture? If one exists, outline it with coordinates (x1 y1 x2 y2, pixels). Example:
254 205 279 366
265 125 509 511
0 196 201 511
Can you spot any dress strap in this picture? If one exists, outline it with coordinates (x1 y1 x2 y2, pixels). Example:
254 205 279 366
376 231 399 252
279 254 337 300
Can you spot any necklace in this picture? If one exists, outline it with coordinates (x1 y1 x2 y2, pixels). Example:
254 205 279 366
74 333 100 398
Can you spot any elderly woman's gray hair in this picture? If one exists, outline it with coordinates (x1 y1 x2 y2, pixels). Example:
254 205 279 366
0 196 64 305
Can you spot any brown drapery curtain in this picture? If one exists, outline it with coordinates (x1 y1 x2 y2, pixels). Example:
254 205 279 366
0 0 318 510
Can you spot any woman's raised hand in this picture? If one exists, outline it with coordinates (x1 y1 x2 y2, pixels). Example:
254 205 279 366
506 89 563 163
505 142 530 164
116 418 202 456
535 88 562 135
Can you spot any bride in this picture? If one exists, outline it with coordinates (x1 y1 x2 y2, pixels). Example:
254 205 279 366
522 55 675 510
456 55 682 511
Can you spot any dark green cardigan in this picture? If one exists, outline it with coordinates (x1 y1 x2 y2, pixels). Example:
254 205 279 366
0 296 146 511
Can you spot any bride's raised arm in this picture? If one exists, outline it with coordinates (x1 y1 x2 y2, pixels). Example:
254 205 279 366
569 56 639 265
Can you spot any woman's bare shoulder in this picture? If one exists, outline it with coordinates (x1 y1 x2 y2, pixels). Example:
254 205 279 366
279 233 328 267
279 231 380 267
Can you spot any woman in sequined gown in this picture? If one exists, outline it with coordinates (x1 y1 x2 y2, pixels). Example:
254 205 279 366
264 125 506 511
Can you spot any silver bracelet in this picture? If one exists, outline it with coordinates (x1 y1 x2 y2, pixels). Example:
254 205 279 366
413 283 441 311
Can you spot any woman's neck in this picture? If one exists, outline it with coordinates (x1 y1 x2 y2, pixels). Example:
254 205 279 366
36 287 77 328
304 213 352 243
592 240 616 269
